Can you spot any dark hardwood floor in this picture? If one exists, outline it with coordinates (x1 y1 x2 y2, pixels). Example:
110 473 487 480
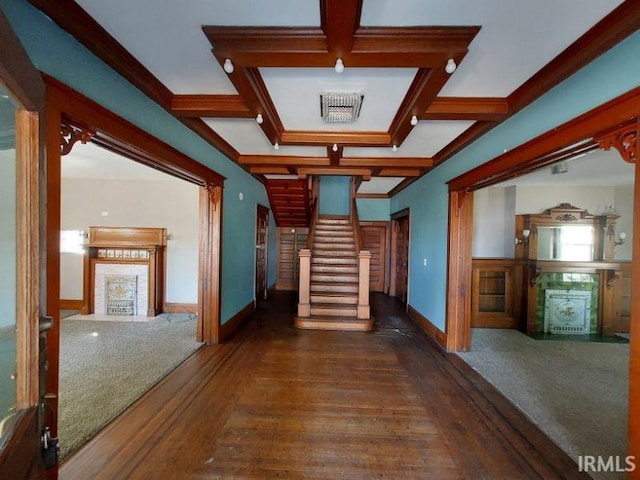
60 292 589 479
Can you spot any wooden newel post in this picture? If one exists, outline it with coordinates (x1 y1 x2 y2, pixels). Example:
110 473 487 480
358 251 371 319
298 248 311 317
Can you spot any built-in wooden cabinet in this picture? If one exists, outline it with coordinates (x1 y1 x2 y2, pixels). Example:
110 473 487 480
471 259 522 329
275 227 308 290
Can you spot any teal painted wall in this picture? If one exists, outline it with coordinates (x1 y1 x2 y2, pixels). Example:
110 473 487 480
356 198 390 221
391 31 640 331
318 176 351 215
1 0 275 323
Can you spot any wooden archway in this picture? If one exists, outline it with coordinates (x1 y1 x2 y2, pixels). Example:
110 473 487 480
446 86 640 471
44 75 225 445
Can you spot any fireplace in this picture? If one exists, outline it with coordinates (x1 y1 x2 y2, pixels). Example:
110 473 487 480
85 227 166 317
544 289 592 335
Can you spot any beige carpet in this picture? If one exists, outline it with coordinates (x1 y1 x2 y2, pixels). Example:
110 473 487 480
458 328 629 480
59 313 201 460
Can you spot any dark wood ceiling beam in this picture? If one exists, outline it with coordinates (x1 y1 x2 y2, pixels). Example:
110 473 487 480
239 155 330 166
250 166 291 175
211 57 283 144
328 145 343 166
180 117 240 162
389 66 456 146
298 167 372 179
424 97 509 121
202 27 327 56
320 0 363 54
172 95 251 118
352 26 480 54
280 130 390 146
378 168 422 177
340 157 433 168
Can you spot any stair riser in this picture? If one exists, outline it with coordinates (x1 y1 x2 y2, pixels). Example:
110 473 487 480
313 250 357 257
310 307 358 317
311 266 358 274
312 258 357 265
311 284 359 294
311 274 359 283
315 225 353 232
310 295 358 305
313 237 354 244
317 218 350 225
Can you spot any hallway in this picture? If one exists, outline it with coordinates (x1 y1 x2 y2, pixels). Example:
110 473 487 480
60 293 587 479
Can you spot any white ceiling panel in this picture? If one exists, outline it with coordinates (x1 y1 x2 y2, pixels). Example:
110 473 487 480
203 118 328 156
357 177 405 194
361 0 624 97
261 67 417 131
76 0 320 94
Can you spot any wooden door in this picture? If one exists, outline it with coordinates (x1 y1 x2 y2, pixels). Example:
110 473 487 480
360 223 388 292
391 214 410 304
275 227 309 290
255 205 269 302
0 10 49 478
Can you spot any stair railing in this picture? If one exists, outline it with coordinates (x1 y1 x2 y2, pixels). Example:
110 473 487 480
298 197 318 318
351 191 371 320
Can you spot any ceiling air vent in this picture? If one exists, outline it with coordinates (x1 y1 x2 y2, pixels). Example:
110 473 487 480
320 92 364 123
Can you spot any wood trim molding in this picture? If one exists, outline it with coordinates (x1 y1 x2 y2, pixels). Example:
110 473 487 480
60 299 84 311
432 1 640 171
45 76 225 187
172 95 251 118
448 86 640 192
163 303 198 314
407 305 447 350
219 301 255 342
424 97 509 121
356 193 389 199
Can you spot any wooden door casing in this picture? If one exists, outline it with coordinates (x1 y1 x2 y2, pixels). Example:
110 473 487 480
390 211 410 304
360 222 388 293
255 205 269 302
0 8 47 479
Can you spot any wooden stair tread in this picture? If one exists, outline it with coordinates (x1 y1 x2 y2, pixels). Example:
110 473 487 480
294 315 374 331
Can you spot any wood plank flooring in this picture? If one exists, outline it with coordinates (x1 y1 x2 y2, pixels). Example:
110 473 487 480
60 292 589 479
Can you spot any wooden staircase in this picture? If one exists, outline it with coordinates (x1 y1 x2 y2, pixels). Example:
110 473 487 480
295 215 373 331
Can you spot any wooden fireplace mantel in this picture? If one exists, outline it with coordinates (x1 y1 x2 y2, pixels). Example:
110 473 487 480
85 226 166 317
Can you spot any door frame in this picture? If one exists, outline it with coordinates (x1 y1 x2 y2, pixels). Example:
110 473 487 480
446 86 640 466
255 204 269 303
0 7 46 478
389 208 410 303
43 76 226 447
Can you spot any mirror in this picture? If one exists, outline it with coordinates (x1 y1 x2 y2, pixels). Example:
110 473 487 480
0 81 18 446
537 225 595 261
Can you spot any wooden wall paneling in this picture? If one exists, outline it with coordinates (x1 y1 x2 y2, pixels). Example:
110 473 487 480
275 227 309 290
360 222 388 292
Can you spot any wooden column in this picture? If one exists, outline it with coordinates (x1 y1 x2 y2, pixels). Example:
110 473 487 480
446 189 473 352
357 251 371 319
629 160 640 473
297 249 311 317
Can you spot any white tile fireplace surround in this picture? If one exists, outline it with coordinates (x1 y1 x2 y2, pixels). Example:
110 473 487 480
94 263 148 317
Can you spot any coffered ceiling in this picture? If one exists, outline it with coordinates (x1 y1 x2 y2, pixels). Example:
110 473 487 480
30 0 638 195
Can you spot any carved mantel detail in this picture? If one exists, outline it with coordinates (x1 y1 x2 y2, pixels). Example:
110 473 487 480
60 121 95 155
595 118 638 164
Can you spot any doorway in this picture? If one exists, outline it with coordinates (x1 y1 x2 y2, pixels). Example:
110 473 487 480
390 210 410 304
255 204 269 303
44 76 224 467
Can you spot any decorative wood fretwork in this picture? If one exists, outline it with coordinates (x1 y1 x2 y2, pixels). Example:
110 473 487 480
60 121 95 155
595 118 638 164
